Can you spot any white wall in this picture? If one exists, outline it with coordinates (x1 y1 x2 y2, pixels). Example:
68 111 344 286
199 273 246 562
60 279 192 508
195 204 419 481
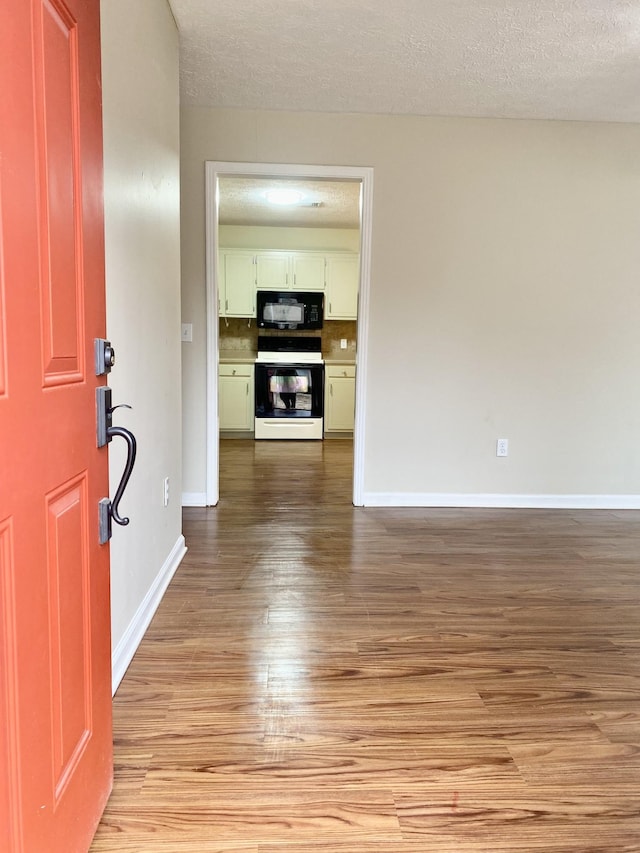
181 108 640 507
101 0 185 691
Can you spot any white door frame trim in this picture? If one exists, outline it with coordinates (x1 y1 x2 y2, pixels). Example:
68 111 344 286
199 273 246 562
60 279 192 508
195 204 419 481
204 161 373 506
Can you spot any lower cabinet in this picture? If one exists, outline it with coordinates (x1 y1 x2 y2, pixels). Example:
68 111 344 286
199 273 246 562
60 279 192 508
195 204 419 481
219 363 254 431
324 364 356 433
218 361 355 434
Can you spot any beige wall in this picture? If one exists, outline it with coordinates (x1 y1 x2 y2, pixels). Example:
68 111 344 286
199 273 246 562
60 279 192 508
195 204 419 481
181 107 640 505
101 0 184 689
219 225 360 251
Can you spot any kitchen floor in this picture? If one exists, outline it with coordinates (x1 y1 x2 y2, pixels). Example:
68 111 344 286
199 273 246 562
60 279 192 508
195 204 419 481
91 439 640 851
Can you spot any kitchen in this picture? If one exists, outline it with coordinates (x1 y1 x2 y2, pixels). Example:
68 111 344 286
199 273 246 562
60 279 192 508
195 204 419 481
215 175 361 443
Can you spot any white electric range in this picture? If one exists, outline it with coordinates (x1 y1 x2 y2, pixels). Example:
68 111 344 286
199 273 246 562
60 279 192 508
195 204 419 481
254 336 325 439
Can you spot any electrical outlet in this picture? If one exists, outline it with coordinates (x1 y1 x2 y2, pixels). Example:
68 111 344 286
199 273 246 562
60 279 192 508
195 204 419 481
340 338 348 350
163 477 170 506
181 323 193 342
496 438 509 457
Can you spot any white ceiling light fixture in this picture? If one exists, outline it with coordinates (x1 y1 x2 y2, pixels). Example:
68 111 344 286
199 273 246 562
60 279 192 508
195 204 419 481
263 188 305 206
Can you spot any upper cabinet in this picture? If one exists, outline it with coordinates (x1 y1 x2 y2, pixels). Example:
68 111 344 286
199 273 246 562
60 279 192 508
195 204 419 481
219 250 256 317
220 249 359 320
291 253 327 291
255 251 326 291
325 254 359 320
255 252 290 290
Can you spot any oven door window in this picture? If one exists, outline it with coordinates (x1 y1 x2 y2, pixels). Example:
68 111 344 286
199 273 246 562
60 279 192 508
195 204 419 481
256 365 323 418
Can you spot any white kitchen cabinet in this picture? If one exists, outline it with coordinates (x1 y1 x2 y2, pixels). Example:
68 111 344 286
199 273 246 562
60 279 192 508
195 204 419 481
219 251 256 317
324 364 356 433
291 252 326 291
220 248 359 317
325 255 359 320
256 251 326 291
219 363 254 431
255 252 290 290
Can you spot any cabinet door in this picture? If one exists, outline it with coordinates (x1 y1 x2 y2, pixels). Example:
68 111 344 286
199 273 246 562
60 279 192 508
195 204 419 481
219 368 254 430
325 255 359 319
256 252 290 289
325 368 356 431
222 252 256 316
291 252 326 291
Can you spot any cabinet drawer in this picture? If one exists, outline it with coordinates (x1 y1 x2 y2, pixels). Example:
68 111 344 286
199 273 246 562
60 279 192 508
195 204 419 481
219 363 253 377
326 365 356 379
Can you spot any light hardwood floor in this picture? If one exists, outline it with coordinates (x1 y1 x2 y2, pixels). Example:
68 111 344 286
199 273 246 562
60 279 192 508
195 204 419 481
91 439 640 851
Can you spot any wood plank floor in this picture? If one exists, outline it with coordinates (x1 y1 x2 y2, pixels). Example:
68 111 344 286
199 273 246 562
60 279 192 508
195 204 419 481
91 439 640 851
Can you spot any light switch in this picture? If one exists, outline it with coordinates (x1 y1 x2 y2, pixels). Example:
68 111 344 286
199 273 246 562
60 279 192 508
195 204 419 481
181 323 193 342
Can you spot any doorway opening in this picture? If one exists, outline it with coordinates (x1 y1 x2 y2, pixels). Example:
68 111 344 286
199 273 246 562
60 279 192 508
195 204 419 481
204 162 373 506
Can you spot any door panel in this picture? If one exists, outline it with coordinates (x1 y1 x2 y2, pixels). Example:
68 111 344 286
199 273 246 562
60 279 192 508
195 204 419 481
0 1 112 851
36 0 85 384
46 475 92 799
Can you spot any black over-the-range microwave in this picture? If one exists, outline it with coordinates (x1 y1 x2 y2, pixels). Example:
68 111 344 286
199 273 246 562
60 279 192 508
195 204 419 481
256 290 323 331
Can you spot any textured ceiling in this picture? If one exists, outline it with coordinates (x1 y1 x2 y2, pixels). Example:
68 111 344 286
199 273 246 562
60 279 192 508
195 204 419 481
169 0 640 123
219 177 361 228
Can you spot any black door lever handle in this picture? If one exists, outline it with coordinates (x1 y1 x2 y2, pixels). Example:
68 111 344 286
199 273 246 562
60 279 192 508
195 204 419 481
96 386 138 544
106 425 137 526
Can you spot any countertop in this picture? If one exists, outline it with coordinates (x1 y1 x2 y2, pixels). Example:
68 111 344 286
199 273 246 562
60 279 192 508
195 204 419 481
323 356 356 366
219 350 257 364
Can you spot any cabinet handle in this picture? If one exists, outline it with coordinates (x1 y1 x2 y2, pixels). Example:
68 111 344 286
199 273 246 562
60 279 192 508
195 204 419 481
343 370 347 376
232 368 236 375
329 302 332 313
225 299 229 311
330 384 333 396
246 383 249 396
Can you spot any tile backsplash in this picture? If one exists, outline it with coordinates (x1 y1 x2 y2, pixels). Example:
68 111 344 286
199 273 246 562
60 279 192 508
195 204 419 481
219 318 357 357
218 318 257 353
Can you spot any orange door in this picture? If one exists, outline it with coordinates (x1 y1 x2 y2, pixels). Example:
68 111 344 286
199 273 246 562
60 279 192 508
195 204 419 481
0 1 113 851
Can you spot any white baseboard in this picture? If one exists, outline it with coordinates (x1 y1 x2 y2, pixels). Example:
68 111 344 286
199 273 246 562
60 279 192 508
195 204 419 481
362 493 640 509
111 534 187 695
182 492 207 507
